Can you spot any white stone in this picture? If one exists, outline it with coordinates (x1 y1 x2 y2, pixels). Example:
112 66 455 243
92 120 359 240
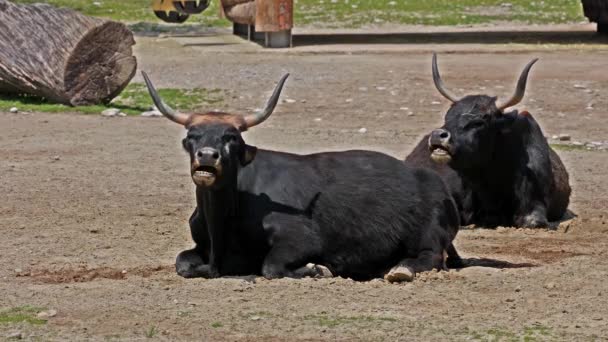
358 128 367 133
558 134 571 141
37 309 57 318
140 110 162 117
9 107 18 113
101 108 120 117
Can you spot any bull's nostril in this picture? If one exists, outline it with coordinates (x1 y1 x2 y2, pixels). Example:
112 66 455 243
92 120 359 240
439 131 449 139
196 151 203 158
212 152 219 159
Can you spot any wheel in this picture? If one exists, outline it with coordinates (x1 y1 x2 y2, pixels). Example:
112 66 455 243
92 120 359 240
152 0 190 23
173 0 210 14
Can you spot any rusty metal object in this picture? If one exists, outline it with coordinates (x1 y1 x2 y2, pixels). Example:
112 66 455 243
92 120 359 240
152 0 189 23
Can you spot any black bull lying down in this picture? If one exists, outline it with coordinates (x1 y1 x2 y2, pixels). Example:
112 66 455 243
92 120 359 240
407 54 571 228
142 72 462 281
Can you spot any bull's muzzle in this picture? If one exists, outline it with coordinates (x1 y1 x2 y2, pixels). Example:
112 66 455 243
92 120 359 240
191 147 222 187
428 129 452 164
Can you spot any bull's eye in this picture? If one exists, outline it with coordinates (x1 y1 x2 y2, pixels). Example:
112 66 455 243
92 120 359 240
466 120 485 129
223 135 238 143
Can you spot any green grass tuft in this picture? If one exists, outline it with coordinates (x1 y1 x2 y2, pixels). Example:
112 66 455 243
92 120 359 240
211 322 223 328
145 326 158 338
0 306 48 325
304 314 397 328
0 83 224 116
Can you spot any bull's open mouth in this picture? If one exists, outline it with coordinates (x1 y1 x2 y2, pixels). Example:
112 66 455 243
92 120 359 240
430 145 452 163
192 165 218 186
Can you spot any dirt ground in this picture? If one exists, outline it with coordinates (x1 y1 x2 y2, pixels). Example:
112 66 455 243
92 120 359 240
1 26 608 341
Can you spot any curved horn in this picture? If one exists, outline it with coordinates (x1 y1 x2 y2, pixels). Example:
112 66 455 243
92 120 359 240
243 73 290 129
432 53 460 103
141 71 191 126
496 58 539 111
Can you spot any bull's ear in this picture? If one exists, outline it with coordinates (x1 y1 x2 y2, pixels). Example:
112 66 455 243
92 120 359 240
239 144 257 166
182 138 191 152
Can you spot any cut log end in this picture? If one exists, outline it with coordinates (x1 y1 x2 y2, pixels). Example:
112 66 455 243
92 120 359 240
64 22 137 106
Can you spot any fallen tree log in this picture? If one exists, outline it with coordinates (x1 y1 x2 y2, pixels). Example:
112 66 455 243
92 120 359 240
0 0 136 106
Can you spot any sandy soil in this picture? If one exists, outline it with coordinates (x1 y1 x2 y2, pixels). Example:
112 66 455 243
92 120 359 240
1 29 607 341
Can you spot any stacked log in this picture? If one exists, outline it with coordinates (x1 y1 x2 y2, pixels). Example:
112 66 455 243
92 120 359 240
0 0 137 106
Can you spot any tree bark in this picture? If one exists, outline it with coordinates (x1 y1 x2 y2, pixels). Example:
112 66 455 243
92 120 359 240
0 0 136 106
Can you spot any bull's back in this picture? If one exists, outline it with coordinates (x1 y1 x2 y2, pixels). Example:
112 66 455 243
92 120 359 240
548 147 571 221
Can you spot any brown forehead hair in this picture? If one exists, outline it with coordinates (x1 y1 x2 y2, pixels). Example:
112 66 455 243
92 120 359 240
185 112 248 131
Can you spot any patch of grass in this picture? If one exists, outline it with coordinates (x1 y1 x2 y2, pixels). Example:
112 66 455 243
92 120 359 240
211 322 223 328
11 0 228 27
0 83 224 116
467 324 554 342
304 313 397 328
295 0 585 28
12 0 585 29
144 326 158 338
0 306 48 325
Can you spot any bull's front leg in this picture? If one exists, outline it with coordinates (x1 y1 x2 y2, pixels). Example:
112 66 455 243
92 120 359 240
175 208 217 279
176 248 215 278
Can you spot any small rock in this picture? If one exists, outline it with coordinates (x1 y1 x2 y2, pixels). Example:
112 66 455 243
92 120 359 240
407 112 414 116
117 112 127 117
376 86 387 91
515 285 522 292
505 298 515 302
7 332 23 340
359 87 368 92
399 107 409 111
101 108 120 117
544 282 556 290
345 98 353 103
52 155 61 161
431 101 441 105
14 268 22 273
9 107 19 114
140 110 162 117
551 135 558 140
284 99 296 104
37 309 57 319
358 128 367 133
250 315 262 321
573 84 587 89
558 134 571 141
300 99 307 103
572 141 584 146
121 270 127 274
314 118 322 122
501 2 513 7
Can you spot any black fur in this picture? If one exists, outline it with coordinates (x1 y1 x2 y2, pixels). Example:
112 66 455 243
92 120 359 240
407 95 571 228
175 123 461 280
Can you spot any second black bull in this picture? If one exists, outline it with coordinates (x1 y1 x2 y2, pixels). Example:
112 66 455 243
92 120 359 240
142 72 462 281
407 54 571 228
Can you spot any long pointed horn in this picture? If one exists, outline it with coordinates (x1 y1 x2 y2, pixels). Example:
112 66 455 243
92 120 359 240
496 58 539 111
243 73 290 129
141 71 191 126
432 53 460 103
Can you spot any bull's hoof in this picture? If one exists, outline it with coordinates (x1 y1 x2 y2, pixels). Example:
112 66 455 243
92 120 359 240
384 265 414 283
520 214 549 229
306 263 333 278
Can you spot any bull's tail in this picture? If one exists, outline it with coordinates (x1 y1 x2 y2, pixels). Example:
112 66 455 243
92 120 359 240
445 243 465 269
